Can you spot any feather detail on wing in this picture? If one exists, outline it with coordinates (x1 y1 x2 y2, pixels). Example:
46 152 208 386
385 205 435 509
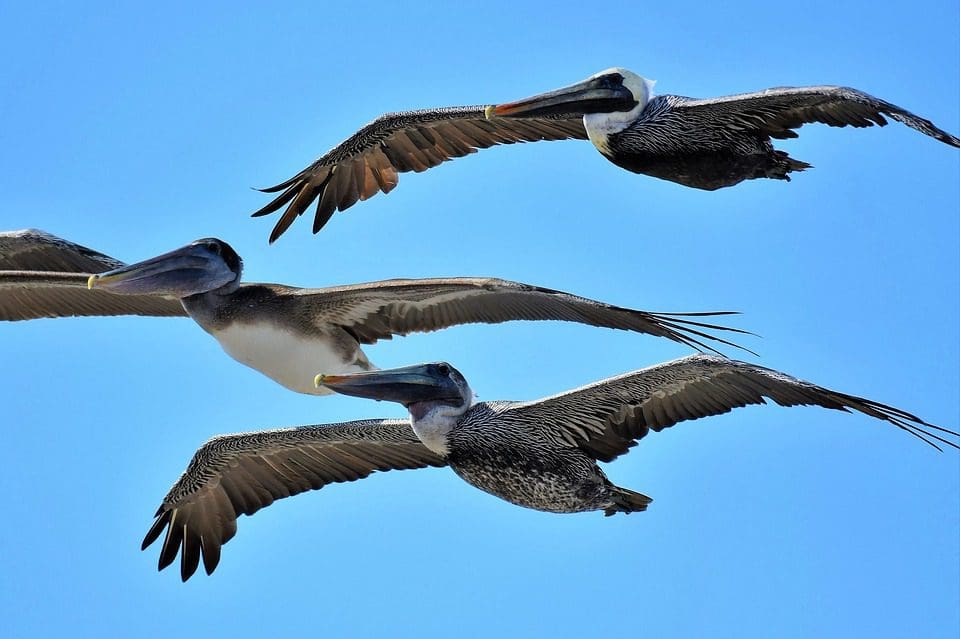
0 229 185 320
251 107 587 241
142 419 446 581
287 277 751 355
507 354 956 462
676 86 960 144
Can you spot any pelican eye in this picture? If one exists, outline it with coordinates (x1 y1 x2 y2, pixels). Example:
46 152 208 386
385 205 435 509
204 241 221 254
599 74 624 88
435 363 451 376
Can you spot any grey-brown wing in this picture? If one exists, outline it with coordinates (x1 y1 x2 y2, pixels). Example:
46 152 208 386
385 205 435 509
288 277 750 355
674 86 960 144
141 419 446 581
507 354 956 463
0 229 124 271
0 271 186 320
251 106 587 242
0 230 185 320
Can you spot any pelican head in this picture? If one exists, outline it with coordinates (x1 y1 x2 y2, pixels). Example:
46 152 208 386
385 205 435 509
88 238 242 298
490 67 650 119
491 68 654 147
317 362 474 419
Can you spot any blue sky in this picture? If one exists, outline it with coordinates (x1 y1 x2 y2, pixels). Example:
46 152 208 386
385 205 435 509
1 2 957 637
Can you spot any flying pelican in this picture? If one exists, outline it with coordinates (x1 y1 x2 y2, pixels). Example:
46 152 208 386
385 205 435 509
1 229 746 394
252 68 960 241
142 356 956 581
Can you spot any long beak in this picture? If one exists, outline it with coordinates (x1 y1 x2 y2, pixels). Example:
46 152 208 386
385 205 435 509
87 245 212 295
315 364 460 406
490 77 636 118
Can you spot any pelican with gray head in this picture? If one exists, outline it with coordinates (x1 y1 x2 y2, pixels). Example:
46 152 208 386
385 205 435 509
142 355 956 580
491 67 960 190
250 68 959 240
2 229 749 394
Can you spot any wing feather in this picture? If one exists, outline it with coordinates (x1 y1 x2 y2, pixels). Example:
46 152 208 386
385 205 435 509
676 86 960 145
289 277 750 355
251 106 587 241
0 229 124 271
0 229 186 320
506 354 956 462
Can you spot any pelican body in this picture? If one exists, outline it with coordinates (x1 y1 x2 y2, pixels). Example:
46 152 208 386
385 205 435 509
327 363 651 514
492 68 960 190
436 401 649 514
2 230 747 394
142 356 956 580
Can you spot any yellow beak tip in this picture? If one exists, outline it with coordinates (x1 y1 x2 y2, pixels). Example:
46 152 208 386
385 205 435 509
314 374 325 388
86 275 97 290
484 105 496 119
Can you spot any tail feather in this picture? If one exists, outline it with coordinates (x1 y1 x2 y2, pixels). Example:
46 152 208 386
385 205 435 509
766 150 812 181
784 155 812 172
604 486 653 516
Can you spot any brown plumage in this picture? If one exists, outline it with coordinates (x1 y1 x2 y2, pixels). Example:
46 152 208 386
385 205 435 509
0 229 185 320
141 419 444 581
251 107 586 242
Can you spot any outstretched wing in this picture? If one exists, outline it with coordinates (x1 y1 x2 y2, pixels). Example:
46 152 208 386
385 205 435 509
285 277 751 356
251 107 587 242
673 86 960 144
142 419 446 581
0 229 186 320
507 354 956 462
0 228 124 271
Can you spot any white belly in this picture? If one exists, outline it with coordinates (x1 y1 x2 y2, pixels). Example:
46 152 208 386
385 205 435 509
213 323 372 395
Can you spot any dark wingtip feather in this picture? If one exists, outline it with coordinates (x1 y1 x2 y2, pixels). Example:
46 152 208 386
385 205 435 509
251 202 285 219
141 509 169 551
651 312 760 358
180 532 201 582
255 174 301 194
654 310 741 317
906 422 959 451
201 537 222 576
268 199 313 243
251 187 298 219
157 514 183 572
268 219 288 244
311 194 339 234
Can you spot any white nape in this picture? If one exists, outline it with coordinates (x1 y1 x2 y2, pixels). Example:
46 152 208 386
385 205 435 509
584 69 655 154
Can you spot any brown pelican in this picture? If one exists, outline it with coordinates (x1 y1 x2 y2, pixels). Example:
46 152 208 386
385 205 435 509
1 229 747 394
142 356 956 581
252 69 959 241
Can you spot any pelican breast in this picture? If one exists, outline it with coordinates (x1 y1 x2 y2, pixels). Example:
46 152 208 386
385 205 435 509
213 321 371 394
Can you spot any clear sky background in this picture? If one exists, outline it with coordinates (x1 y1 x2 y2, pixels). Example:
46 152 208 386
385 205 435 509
1 2 957 638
